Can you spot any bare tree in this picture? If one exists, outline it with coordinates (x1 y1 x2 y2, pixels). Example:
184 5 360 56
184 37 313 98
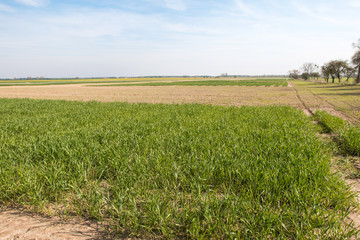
301 63 318 79
352 38 360 49
288 69 300 79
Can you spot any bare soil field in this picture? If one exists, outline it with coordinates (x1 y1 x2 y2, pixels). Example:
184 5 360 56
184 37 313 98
0 84 302 108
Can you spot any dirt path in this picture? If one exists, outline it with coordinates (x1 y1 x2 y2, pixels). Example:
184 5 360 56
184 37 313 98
288 81 313 116
0 208 112 240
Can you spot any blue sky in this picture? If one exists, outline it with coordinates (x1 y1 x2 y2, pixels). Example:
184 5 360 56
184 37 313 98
0 0 359 78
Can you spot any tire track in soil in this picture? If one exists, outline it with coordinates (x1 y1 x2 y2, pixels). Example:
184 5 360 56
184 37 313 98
288 81 312 116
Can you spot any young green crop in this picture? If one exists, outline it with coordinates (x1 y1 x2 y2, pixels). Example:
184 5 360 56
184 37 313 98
0 99 356 239
314 110 360 156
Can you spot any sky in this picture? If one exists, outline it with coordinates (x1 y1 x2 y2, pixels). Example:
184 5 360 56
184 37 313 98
0 0 359 78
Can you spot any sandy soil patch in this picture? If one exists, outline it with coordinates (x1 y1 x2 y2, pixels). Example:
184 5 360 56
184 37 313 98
0 208 111 240
345 178 360 227
287 81 295 88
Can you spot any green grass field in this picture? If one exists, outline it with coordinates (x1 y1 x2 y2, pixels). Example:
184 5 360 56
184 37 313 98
0 98 356 239
96 79 287 87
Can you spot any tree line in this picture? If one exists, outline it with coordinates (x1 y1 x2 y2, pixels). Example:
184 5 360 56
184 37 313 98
289 39 360 84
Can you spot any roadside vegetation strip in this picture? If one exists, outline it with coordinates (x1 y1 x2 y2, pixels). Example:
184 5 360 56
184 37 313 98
314 110 360 156
0 98 356 238
95 79 288 87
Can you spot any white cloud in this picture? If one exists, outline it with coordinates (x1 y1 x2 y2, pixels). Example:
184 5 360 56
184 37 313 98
15 0 49 7
163 0 186 11
0 3 15 12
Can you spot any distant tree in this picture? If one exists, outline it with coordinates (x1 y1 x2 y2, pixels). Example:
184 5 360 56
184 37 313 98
322 62 338 83
352 39 360 83
311 72 320 79
321 64 331 83
288 69 300 79
353 38 360 49
344 65 356 82
351 45 360 83
301 72 310 80
301 63 318 79
327 60 348 83
352 51 360 83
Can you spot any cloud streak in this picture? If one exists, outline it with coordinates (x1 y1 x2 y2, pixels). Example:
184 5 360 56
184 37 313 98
292 0 340 24
234 0 259 17
15 0 49 7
